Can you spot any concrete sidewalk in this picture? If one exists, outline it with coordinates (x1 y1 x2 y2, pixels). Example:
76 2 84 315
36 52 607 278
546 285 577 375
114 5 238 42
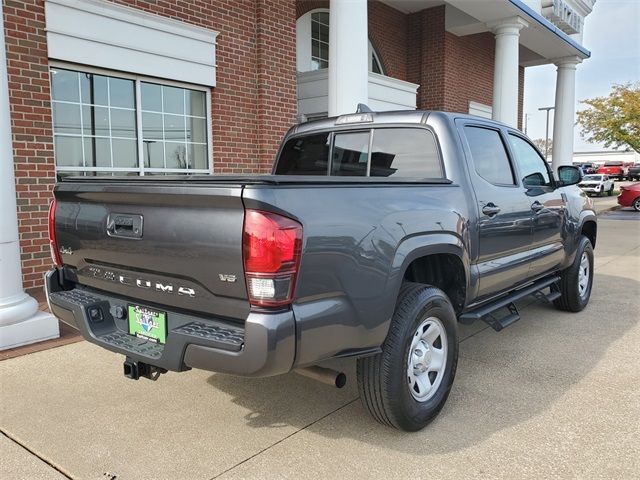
1 211 639 480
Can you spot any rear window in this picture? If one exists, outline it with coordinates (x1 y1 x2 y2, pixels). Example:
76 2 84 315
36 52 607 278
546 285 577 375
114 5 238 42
276 128 442 178
370 128 441 178
331 132 369 176
275 133 330 175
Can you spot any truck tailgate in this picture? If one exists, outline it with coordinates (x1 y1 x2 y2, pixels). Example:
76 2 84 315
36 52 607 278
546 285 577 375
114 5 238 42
54 181 249 321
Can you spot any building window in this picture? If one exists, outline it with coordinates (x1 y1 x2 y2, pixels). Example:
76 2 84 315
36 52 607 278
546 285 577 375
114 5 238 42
371 48 383 74
50 66 211 176
297 9 384 74
311 11 330 70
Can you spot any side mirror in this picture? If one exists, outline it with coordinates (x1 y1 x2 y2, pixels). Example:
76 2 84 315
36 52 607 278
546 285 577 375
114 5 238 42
557 165 582 187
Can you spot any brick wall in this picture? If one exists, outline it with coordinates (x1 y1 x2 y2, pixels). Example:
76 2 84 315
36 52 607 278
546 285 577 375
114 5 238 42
3 0 297 290
256 0 297 172
411 6 447 110
518 66 525 130
409 6 497 115
443 31 496 113
3 0 55 291
368 1 408 81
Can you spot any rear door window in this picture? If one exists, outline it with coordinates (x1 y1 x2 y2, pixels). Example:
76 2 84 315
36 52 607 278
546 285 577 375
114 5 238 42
370 128 441 178
275 133 330 175
464 126 515 186
331 132 369 176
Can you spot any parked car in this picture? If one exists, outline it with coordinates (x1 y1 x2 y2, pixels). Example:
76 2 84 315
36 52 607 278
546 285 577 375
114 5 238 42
627 164 640 181
578 174 615 196
597 161 628 181
45 109 596 432
576 162 597 175
618 183 640 211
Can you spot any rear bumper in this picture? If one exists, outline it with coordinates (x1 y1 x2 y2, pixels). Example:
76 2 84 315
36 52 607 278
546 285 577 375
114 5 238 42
45 269 295 377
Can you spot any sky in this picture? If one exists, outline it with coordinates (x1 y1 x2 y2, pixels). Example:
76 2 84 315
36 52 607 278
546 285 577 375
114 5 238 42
523 0 640 152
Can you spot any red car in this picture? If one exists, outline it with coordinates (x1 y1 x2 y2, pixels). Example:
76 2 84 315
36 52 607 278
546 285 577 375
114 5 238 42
598 161 628 181
617 183 640 211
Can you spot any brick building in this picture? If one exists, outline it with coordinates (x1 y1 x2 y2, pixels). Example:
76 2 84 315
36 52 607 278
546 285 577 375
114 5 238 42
1 0 595 348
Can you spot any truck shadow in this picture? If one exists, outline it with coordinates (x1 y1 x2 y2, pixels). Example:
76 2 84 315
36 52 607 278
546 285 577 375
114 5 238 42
206 271 638 454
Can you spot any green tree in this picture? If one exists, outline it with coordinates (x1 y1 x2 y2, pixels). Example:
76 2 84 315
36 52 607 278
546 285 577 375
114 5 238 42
532 138 552 157
576 83 640 153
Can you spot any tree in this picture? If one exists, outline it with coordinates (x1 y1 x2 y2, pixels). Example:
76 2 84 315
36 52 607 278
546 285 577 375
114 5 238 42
576 83 640 153
532 138 553 157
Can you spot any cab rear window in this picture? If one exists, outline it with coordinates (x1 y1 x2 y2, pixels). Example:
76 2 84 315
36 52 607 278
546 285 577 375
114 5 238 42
275 133 330 175
275 128 442 178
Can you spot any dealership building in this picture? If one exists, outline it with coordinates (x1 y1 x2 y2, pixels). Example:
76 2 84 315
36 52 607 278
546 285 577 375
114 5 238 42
1 0 595 348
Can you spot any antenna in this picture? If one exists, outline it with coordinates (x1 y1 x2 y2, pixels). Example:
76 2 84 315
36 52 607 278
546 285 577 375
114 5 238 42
356 103 373 113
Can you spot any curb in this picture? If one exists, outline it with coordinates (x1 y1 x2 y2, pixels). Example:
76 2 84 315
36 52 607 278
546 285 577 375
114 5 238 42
597 205 622 215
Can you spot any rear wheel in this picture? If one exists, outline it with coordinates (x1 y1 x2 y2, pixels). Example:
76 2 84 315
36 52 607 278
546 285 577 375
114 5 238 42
357 283 458 431
554 236 594 312
608 185 614 196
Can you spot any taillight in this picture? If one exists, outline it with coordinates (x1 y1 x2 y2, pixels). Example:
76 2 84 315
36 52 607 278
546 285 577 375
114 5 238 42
48 199 62 267
243 209 303 307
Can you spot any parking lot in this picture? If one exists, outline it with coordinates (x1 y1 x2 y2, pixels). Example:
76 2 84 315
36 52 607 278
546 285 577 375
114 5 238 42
1 208 639 480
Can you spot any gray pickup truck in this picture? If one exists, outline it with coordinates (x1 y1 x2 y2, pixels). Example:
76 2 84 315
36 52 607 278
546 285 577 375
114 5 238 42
46 109 596 431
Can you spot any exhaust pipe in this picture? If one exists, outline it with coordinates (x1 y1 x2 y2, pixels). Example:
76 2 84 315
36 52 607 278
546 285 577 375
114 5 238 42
295 366 346 388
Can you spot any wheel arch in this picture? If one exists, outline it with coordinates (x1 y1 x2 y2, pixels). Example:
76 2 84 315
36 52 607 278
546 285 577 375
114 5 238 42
580 215 597 249
390 234 470 315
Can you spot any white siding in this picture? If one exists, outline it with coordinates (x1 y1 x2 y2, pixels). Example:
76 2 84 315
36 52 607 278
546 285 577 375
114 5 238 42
469 101 493 119
45 0 218 87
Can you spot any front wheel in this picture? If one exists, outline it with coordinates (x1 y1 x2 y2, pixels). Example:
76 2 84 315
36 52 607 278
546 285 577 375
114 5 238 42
554 236 594 312
357 284 458 431
633 197 640 212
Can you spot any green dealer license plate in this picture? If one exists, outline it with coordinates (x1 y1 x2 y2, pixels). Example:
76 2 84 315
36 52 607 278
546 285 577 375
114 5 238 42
128 305 167 344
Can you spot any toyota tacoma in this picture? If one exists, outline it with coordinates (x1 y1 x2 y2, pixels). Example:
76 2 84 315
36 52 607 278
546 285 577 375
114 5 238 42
46 109 597 431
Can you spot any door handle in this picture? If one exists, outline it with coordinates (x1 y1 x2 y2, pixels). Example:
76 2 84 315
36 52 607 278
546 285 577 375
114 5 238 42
482 203 501 216
106 213 143 239
531 201 544 213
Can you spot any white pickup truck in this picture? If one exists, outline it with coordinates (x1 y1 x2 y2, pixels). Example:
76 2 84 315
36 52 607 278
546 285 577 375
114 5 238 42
578 174 615 197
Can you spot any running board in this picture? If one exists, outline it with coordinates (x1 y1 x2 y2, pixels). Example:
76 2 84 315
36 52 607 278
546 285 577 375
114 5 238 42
482 302 520 332
459 276 560 328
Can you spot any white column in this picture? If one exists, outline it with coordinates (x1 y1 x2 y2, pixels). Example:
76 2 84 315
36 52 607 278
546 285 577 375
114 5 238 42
0 1 58 350
328 0 368 116
488 17 528 127
552 56 582 172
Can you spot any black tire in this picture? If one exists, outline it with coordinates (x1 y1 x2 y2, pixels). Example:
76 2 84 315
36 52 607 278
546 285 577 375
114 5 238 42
608 186 613 196
357 283 458 431
554 236 594 312
633 197 640 212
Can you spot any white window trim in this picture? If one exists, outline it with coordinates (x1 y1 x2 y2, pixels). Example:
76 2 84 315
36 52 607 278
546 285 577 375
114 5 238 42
45 0 218 87
469 101 493 120
296 8 384 74
49 61 213 176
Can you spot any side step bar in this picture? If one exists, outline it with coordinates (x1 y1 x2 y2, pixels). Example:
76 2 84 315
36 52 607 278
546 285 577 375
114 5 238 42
459 276 560 331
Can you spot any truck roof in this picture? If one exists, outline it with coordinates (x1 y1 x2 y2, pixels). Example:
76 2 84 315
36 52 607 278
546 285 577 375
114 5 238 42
290 110 509 136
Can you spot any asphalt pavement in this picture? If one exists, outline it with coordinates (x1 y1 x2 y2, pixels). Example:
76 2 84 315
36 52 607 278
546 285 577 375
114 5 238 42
1 209 638 480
